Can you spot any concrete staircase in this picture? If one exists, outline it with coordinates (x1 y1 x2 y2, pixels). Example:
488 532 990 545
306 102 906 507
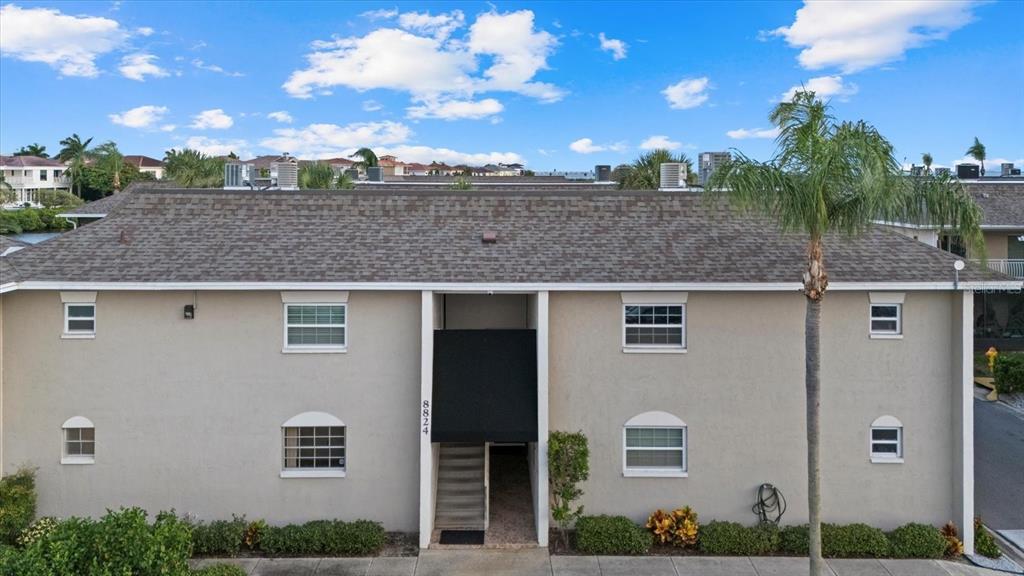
435 443 486 530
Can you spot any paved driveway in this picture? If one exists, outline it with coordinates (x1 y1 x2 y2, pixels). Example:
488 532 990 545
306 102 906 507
974 396 1024 530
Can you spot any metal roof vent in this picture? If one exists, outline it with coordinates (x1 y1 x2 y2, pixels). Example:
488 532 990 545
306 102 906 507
482 231 498 244
659 162 687 191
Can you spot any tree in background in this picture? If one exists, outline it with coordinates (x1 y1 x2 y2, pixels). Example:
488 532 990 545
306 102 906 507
349 147 379 169
163 148 225 188
57 133 94 197
617 149 695 189
966 137 986 177
336 171 355 190
921 153 933 175
13 143 48 158
93 141 124 192
298 162 336 189
707 91 983 576
548 430 590 548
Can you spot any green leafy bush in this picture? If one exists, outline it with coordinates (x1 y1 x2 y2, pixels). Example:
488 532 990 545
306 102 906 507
191 563 248 576
574 515 651 555
889 523 946 558
259 520 385 556
190 516 246 556
778 524 809 555
0 207 74 234
974 518 1002 559
993 354 1024 395
15 517 57 547
698 521 779 556
34 190 83 209
0 469 36 545
778 524 890 557
549 430 590 547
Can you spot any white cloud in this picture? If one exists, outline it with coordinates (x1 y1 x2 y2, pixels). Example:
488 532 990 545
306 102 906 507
362 100 383 112
160 124 176 132
374 145 524 166
283 9 563 112
407 98 503 120
267 111 293 124
190 108 233 130
0 4 128 77
726 127 780 140
781 75 858 101
361 7 398 20
662 77 710 109
135 26 154 36
569 138 627 154
109 104 169 128
184 136 250 158
260 121 413 158
118 53 168 81
598 32 627 60
398 10 465 40
640 135 682 151
192 59 244 77
947 156 1024 173
770 1 978 73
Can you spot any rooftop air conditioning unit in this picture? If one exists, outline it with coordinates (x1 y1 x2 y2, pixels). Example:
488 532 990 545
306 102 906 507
273 161 299 190
595 165 612 182
366 166 384 182
659 163 687 190
1001 163 1015 177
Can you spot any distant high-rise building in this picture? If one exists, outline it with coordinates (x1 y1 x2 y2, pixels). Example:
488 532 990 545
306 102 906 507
699 151 731 186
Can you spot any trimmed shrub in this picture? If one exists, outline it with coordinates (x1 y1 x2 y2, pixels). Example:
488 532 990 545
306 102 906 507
190 516 246 556
575 515 652 555
15 517 58 547
191 564 248 576
993 354 1024 395
889 523 946 558
698 521 779 556
646 507 699 548
778 524 889 557
259 520 385 556
0 469 36 545
975 518 1002 559
778 524 809 555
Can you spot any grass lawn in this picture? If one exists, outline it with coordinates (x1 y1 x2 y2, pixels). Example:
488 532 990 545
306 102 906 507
975 350 1024 378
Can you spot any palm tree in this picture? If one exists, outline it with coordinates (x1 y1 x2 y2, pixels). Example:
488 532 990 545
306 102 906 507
921 153 933 175
14 143 48 157
966 137 986 177
349 147 379 169
618 149 694 189
707 91 983 576
336 171 355 190
299 162 336 189
93 141 124 193
164 148 224 188
58 134 94 197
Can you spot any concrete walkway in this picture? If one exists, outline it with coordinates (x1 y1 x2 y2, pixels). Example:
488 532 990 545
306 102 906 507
191 549 1012 576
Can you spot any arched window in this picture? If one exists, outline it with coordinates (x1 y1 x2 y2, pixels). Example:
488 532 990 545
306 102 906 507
870 415 903 463
62 416 95 465
623 411 687 477
281 412 346 478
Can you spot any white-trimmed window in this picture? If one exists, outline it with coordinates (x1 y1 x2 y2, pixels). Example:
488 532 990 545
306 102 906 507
281 292 349 352
870 415 904 463
623 411 687 477
61 292 97 339
281 412 346 478
62 416 95 464
868 293 904 338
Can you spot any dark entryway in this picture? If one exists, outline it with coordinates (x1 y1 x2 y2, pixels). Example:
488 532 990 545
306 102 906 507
486 444 536 545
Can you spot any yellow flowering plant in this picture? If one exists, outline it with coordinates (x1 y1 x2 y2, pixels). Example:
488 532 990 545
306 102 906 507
645 506 699 548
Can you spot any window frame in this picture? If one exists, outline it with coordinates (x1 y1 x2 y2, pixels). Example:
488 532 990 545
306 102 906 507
869 303 902 338
280 412 347 478
622 411 688 478
621 303 687 353
869 415 904 464
282 302 347 353
63 302 96 339
61 416 95 465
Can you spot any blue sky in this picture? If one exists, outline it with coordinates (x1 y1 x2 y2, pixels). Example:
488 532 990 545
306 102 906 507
1 1 1022 171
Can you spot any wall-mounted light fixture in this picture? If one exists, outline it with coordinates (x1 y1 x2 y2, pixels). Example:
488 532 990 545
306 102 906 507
184 304 195 320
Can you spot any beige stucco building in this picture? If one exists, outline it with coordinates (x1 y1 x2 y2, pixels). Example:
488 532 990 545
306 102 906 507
1 187 1018 552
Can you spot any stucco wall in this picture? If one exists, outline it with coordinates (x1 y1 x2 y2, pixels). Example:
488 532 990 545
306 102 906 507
548 290 958 529
983 232 1009 260
1 290 421 529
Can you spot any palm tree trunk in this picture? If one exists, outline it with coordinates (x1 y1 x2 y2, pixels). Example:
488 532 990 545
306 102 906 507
804 237 827 576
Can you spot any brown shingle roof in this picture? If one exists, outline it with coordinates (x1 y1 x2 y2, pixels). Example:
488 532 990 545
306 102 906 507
123 155 164 168
962 183 1024 227
0 155 65 167
4 187 1010 286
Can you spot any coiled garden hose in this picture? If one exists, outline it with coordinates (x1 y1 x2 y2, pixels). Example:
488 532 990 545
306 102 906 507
753 483 787 525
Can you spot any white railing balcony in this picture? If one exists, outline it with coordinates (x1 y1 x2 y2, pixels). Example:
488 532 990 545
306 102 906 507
3 175 70 188
976 259 1024 279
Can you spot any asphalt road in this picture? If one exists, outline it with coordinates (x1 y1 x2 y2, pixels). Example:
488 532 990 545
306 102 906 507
974 395 1024 530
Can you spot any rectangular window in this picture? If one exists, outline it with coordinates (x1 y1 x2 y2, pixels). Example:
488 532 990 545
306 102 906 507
623 305 685 348
64 303 96 336
282 426 345 471
284 304 346 349
624 427 686 475
39 170 47 181
63 428 95 463
870 427 902 460
870 304 901 335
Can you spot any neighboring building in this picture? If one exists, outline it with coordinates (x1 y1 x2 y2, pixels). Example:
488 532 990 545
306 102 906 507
698 151 731 186
1 186 1011 553
123 155 166 180
378 155 406 177
0 155 70 204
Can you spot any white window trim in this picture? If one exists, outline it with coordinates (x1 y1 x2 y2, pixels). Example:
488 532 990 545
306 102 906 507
622 411 688 477
280 412 347 479
869 303 902 339
870 415 904 464
621 303 687 353
282 303 347 353
62 302 96 339
61 416 95 465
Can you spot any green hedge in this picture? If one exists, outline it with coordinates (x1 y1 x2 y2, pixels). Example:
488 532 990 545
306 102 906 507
975 519 1002 559
994 355 1024 395
258 520 385 556
0 469 36 545
889 523 946 558
0 208 74 235
574 515 651 555
778 524 889 557
698 521 779 555
191 564 248 576
190 516 246 557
